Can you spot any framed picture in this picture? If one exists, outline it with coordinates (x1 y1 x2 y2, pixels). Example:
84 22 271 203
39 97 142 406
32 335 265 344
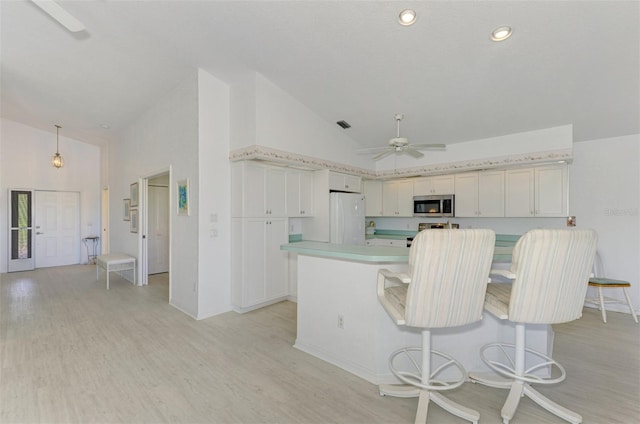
123 198 131 221
130 208 138 233
177 179 189 216
130 182 139 207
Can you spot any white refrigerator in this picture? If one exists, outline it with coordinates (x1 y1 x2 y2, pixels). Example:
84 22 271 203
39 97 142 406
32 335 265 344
330 192 366 245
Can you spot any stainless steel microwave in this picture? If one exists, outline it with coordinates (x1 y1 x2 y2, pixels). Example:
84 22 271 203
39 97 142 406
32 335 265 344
413 195 455 217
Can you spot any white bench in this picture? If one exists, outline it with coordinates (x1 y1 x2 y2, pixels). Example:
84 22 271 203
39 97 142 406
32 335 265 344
96 253 136 289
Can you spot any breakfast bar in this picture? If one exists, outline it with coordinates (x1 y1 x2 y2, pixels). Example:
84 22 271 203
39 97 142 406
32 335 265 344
281 240 552 385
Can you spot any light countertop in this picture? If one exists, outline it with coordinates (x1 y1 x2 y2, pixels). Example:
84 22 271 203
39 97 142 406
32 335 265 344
282 241 514 264
281 241 409 263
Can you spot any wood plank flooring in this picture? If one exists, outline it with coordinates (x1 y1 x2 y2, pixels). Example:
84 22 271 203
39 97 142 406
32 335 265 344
1 265 638 423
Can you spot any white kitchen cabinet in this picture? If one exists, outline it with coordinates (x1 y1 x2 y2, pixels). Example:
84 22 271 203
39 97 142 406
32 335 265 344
286 170 314 217
455 171 505 217
413 175 455 195
505 165 567 217
329 171 361 193
535 165 568 217
382 180 414 217
363 180 383 216
231 217 289 310
232 162 286 218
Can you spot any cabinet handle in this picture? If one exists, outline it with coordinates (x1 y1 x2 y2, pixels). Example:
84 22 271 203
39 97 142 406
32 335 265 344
345 185 349 189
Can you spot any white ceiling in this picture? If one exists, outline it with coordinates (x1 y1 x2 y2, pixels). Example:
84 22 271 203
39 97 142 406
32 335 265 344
2 1 639 150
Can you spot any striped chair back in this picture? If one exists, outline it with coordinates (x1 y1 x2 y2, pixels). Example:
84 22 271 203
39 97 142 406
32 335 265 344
508 229 598 324
404 229 495 328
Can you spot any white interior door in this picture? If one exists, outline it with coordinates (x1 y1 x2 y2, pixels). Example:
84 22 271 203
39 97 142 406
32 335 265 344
8 189 35 272
148 185 169 274
35 191 80 268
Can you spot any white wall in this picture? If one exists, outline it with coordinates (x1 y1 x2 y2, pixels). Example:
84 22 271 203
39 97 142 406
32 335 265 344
0 119 101 272
231 72 372 169
111 72 200 317
197 69 232 319
571 134 639 312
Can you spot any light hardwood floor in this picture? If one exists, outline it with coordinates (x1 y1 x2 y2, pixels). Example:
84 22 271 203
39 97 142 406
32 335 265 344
1 265 638 423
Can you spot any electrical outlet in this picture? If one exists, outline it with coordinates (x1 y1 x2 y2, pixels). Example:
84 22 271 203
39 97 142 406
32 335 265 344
337 314 344 329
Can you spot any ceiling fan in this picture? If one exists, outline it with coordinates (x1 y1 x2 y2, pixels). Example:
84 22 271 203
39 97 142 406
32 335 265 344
358 114 446 161
31 0 86 33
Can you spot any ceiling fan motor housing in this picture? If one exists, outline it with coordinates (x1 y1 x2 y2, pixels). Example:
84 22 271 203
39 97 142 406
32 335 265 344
390 137 409 147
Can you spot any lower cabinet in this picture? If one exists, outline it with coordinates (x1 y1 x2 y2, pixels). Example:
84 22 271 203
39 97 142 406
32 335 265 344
232 218 289 310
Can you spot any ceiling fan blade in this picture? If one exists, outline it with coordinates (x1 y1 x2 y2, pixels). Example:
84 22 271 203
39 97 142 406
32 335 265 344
372 149 394 161
404 149 425 159
356 146 390 154
32 0 86 32
410 143 447 150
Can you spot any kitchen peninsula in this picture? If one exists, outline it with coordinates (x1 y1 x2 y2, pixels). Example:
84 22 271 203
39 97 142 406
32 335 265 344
281 240 551 385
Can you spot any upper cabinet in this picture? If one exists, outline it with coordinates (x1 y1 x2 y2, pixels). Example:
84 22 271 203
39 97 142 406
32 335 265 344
363 180 383 217
382 180 414 217
413 175 455 196
232 162 286 218
329 172 361 193
454 171 505 217
286 170 314 217
505 164 568 217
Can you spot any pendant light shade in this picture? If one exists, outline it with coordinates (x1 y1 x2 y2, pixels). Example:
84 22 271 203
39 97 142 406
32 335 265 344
51 124 64 168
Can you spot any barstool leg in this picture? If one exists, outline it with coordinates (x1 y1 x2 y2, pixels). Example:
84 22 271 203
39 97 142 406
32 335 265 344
622 288 639 323
415 390 430 424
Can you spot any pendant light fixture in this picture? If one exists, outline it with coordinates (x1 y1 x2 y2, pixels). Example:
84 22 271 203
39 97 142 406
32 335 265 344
51 124 64 168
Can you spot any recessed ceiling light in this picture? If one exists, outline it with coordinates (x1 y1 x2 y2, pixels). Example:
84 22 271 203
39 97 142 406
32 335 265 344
100 123 110 129
398 9 417 26
491 26 512 41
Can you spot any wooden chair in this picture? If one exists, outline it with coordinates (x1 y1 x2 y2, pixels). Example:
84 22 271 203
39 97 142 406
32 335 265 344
470 229 598 424
585 252 638 323
377 229 496 424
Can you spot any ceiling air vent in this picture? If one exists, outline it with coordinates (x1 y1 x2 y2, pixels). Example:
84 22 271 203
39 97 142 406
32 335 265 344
336 120 351 129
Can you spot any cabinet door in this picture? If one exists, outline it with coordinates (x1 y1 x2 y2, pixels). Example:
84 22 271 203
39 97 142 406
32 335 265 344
431 175 455 194
454 173 478 217
382 181 399 216
478 171 505 217
329 172 345 191
505 168 534 217
396 180 414 217
243 219 267 306
299 171 314 216
265 219 288 299
413 178 431 196
286 171 301 217
265 168 286 217
363 180 383 216
535 165 568 217
343 174 362 193
244 163 267 217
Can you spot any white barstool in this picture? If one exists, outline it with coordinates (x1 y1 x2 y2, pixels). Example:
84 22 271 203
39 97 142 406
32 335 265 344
377 229 496 424
470 229 598 424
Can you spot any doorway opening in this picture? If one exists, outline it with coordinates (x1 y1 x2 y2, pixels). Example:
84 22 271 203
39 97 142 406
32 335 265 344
140 169 171 301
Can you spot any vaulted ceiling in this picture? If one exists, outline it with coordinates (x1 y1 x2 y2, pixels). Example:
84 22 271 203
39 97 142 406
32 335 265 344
2 1 638 150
